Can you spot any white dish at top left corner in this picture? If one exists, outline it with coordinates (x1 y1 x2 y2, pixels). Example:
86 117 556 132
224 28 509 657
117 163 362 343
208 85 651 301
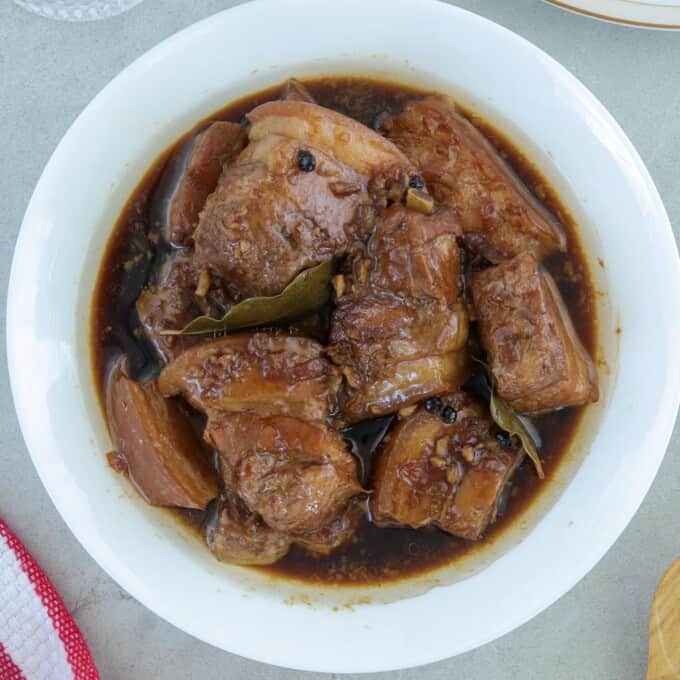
13 0 146 22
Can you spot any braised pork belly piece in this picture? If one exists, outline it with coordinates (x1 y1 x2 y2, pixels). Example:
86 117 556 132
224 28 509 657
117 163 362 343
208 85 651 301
471 253 598 414
381 95 565 262
135 251 232 363
371 392 523 540
205 489 292 566
246 100 417 203
206 414 360 534
192 100 422 298
193 135 374 298
205 487 362 565
158 332 335 422
328 206 470 422
106 357 217 510
280 78 317 104
292 497 364 555
167 121 247 247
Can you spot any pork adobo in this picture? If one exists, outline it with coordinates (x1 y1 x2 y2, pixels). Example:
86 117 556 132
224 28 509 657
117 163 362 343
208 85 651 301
381 95 566 262
92 77 598 584
471 252 598 414
328 205 470 421
371 392 523 540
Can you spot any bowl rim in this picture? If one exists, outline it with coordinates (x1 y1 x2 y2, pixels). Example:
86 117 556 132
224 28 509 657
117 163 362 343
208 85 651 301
7 0 680 672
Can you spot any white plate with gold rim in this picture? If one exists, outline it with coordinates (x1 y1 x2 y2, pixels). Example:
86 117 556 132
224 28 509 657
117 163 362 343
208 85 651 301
544 0 680 29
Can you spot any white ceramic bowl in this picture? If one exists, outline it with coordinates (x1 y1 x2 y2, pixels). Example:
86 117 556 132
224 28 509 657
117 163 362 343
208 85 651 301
7 0 680 672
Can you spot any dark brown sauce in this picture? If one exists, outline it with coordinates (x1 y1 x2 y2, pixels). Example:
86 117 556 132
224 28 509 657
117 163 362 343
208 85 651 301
91 76 597 586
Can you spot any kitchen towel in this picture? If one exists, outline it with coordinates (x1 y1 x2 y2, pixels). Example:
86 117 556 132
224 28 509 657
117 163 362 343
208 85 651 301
0 519 99 680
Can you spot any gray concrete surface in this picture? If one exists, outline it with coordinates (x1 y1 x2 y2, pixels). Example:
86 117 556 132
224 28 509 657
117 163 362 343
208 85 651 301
1 0 679 677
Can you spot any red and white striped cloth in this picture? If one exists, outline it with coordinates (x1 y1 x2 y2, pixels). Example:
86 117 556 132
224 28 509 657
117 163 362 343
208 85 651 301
0 519 100 680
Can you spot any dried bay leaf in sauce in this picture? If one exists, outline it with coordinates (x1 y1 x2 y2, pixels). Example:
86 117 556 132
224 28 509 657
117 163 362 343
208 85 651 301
161 261 333 337
489 391 544 479
468 360 544 479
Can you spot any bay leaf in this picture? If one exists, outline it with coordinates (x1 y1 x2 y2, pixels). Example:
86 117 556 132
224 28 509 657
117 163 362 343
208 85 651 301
161 261 333 337
489 390 545 480
469 357 544 479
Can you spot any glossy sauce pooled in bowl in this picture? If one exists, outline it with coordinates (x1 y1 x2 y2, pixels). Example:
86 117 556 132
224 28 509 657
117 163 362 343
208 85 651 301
91 77 597 585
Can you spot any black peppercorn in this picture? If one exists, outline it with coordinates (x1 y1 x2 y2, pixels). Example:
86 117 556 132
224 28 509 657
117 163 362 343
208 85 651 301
409 174 425 189
424 397 443 414
297 149 316 172
442 406 457 424
496 431 512 450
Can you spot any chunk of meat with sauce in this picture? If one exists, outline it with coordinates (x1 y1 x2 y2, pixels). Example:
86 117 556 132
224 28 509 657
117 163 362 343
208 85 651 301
193 101 425 299
135 251 231 363
351 204 463 303
205 490 292 565
330 296 470 421
194 135 374 298
280 78 317 103
293 497 364 555
167 121 246 246
371 392 523 540
106 357 217 509
158 332 336 422
247 100 417 203
205 481 360 564
381 96 565 262
471 252 598 414
206 414 360 534
135 253 197 363
328 206 470 422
